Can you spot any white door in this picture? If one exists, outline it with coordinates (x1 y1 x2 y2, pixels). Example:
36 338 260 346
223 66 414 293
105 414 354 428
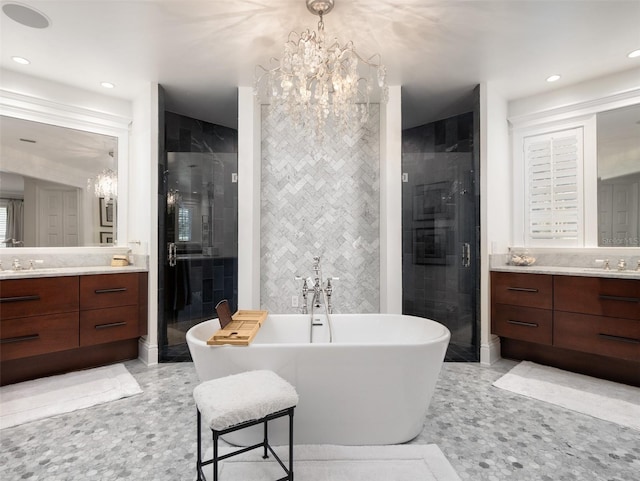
612 182 639 246
598 184 613 245
37 187 80 246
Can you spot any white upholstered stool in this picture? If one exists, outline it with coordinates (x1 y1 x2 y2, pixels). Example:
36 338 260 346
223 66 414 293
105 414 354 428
193 370 299 481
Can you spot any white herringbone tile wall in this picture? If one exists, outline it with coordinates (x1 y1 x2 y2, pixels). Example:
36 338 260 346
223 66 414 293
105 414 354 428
260 104 380 314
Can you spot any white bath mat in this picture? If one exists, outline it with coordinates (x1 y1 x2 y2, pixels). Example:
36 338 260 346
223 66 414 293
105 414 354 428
203 444 461 481
493 361 640 430
0 363 142 429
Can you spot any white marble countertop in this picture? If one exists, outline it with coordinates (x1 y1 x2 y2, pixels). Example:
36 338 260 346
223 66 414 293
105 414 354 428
0 265 147 280
491 264 640 279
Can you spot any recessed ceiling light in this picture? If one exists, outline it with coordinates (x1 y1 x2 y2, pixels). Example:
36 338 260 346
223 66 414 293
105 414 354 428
546 74 561 83
11 56 30 65
2 3 50 29
628 49 640 59
100 82 115 89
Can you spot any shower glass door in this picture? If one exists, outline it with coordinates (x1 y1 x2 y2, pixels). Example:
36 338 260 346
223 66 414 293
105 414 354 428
402 106 480 361
158 112 238 362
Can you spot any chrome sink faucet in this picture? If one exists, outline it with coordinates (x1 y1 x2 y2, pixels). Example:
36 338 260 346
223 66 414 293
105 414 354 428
617 258 627 271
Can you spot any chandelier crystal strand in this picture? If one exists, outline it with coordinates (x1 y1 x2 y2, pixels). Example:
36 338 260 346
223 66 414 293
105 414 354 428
254 0 388 139
88 168 117 203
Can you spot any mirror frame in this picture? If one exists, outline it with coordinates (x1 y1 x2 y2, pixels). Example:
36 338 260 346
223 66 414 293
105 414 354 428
509 88 640 249
0 88 130 250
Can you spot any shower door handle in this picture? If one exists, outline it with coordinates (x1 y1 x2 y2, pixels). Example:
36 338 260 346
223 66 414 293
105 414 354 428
462 242 471 268
168 242 177 267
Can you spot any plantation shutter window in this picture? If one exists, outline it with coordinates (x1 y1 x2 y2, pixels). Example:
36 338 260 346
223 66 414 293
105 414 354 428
523 127 584 245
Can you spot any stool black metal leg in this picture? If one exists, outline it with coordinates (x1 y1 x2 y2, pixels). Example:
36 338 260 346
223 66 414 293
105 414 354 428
263 418 269 459
213 430 219 481
289 407 294 481
197 409 203 481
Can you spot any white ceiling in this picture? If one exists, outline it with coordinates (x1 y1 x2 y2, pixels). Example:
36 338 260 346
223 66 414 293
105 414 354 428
1 0 639 129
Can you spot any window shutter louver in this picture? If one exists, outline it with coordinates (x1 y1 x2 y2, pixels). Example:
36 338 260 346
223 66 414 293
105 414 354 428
524 128 583 243
0 205 7 242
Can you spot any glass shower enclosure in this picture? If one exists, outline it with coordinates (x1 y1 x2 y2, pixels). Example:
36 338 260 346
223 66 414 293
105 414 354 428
158 111 238 362
402 106 480 361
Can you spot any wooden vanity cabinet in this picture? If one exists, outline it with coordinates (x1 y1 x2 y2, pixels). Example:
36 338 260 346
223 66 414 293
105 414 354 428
491 272 553 345
491 271 640 386
554 276 640 320
553 276 639 362
0 272 147 385
0 276 78 319
0 277 79 361
80 274 140 346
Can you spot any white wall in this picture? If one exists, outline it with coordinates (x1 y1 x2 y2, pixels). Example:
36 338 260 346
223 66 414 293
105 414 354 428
237 87 262 309
480 82 510 365
380 86 403 314
130 83 159 365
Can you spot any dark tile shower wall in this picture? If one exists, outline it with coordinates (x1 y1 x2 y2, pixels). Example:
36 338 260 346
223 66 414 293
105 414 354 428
159 110 238 362
402 111 480 362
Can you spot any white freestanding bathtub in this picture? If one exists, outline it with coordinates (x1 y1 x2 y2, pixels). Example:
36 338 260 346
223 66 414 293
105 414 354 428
186 313 450 445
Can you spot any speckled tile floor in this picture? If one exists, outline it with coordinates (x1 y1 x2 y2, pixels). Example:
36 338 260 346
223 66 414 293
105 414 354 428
1 359 638 480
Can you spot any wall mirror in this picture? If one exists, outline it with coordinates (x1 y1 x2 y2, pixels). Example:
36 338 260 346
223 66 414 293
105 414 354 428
0 89 130 252
597 103 640 247
0 116 117 247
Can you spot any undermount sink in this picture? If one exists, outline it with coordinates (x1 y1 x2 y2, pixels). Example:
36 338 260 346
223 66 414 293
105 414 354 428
582 267 639 276
1 267 58 273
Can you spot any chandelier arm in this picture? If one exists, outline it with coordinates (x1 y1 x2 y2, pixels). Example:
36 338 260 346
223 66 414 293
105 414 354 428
335 46 384 68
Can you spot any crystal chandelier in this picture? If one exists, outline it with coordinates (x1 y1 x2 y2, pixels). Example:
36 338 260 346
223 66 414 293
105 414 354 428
167 188 181 212
254 0 388 137
88 168 117 203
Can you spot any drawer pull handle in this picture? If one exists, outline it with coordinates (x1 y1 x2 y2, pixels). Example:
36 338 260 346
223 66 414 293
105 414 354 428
598 333 640 344
94 288 128 294
508 320 538 328
95 321 127 330
598 295 639 303
1 334 40 344
0 295 41 303
507 287 539 293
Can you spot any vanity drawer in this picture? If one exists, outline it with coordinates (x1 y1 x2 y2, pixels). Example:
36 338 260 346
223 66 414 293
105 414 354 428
554 311 640 361
0 276 79 320
80 274 139 310
491 272 553 309
0 312 79 361
554 276 640 320
492 303 553 345
79 305 139 346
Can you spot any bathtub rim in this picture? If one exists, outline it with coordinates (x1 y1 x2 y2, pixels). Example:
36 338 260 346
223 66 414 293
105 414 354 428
186 313 451 349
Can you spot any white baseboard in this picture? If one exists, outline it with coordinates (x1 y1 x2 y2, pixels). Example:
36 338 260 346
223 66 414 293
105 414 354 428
480 335 501 365
137 337 158 366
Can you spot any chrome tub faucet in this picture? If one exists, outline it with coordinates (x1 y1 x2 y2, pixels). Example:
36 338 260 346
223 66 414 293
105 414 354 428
296 255 338 342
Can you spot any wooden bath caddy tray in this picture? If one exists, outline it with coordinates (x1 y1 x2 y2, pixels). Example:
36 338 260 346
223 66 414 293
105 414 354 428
207 310 268 346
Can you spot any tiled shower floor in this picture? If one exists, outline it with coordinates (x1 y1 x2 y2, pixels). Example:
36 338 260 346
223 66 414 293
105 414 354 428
1 360 637 480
